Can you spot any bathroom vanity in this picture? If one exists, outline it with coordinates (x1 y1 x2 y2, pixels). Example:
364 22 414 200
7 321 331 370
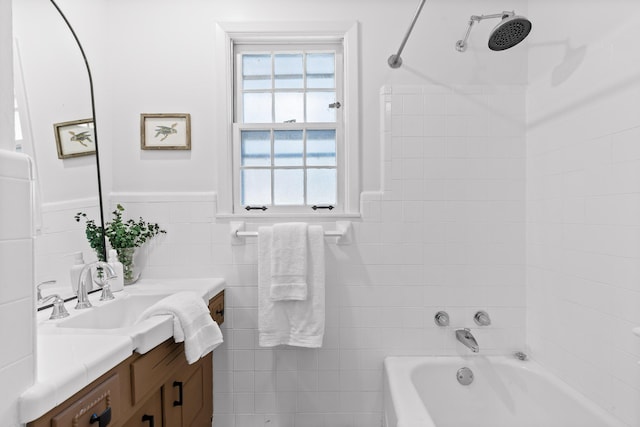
21 279 225 427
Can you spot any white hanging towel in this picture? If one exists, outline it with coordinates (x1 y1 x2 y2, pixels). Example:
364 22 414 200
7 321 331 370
271 222 308 301
137 291 224 364
258 225 325 348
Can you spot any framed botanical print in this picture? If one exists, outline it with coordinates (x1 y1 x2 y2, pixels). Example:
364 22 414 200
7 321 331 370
140 113 191 150
53 119 95 159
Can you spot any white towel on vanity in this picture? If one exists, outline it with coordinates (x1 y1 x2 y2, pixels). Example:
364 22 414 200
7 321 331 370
271 222 308 301
258 225 325 348
137 291 223 364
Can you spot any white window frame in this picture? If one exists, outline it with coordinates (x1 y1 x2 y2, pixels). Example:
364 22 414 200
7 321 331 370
234 43 343 213
214 21 360 217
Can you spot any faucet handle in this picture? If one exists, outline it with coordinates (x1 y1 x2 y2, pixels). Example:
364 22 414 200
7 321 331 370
96 269 116 301
474 310 491 326
99 283 115 301
434 311 450 327
36 280 57 301
38 294 70 320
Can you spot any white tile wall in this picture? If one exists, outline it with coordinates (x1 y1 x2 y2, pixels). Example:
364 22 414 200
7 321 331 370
35 199 101 296
113 83 527 426
0 150 35 427
527 2 640 426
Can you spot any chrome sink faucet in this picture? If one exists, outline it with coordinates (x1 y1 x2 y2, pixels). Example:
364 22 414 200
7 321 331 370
75 261 117 310
456 328 479 353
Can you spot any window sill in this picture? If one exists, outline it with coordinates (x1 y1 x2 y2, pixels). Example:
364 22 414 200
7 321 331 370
216 212 361 221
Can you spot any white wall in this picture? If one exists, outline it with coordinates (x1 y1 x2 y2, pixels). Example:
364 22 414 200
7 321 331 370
0 3 35 427
102 0 527 196
0 150 35 426
527 1 640 426
34 200 101 294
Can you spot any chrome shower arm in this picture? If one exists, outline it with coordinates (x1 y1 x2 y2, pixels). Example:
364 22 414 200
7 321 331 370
470 11 514 22
455 11 514 52
388 0 428 68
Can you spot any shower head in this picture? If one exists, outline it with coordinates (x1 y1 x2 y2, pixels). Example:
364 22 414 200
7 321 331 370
488 14 532 51
456 11 532 53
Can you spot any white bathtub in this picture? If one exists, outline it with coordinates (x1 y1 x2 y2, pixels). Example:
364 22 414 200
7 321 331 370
384 356 625 427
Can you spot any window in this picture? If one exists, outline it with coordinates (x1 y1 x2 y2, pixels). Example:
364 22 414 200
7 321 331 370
14 95 23 152
216 22 360 216
234 45 342 213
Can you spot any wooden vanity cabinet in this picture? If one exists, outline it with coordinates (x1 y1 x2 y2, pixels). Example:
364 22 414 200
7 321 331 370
28 290 224 427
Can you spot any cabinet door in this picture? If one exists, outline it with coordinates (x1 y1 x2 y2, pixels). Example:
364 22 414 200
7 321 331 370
164 353 213 427
122 389 162 427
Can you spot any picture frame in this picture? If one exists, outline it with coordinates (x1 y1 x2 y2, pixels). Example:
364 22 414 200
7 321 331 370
53 118 96 159
140 113 191 150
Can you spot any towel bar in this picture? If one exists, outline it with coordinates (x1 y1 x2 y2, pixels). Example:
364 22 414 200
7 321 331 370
235 230 343 238
230 221 351 245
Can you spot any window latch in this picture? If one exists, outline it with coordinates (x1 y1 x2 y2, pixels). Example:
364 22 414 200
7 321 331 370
311 205 334 211
245 205 268 211
328 102 342 109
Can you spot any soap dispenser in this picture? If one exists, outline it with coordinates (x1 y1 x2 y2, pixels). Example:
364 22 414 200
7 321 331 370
69 251 85 295
107 249 124 292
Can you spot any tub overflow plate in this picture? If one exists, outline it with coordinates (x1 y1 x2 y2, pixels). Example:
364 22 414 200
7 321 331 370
457 367 474 385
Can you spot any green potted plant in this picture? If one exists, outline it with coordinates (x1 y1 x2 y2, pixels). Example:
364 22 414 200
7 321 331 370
75 204 166 284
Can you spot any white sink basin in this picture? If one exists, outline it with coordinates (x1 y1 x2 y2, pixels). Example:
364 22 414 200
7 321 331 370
37 278 225 355
57 294 170 330
48 293 176 354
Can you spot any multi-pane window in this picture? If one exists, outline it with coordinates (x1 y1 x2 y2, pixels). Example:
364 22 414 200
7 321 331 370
233 43 343 213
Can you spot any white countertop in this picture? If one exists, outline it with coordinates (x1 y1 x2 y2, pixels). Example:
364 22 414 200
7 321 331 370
19 277 225 423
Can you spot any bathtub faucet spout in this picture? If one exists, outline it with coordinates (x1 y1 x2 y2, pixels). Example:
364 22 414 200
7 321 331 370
455 328 479 353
